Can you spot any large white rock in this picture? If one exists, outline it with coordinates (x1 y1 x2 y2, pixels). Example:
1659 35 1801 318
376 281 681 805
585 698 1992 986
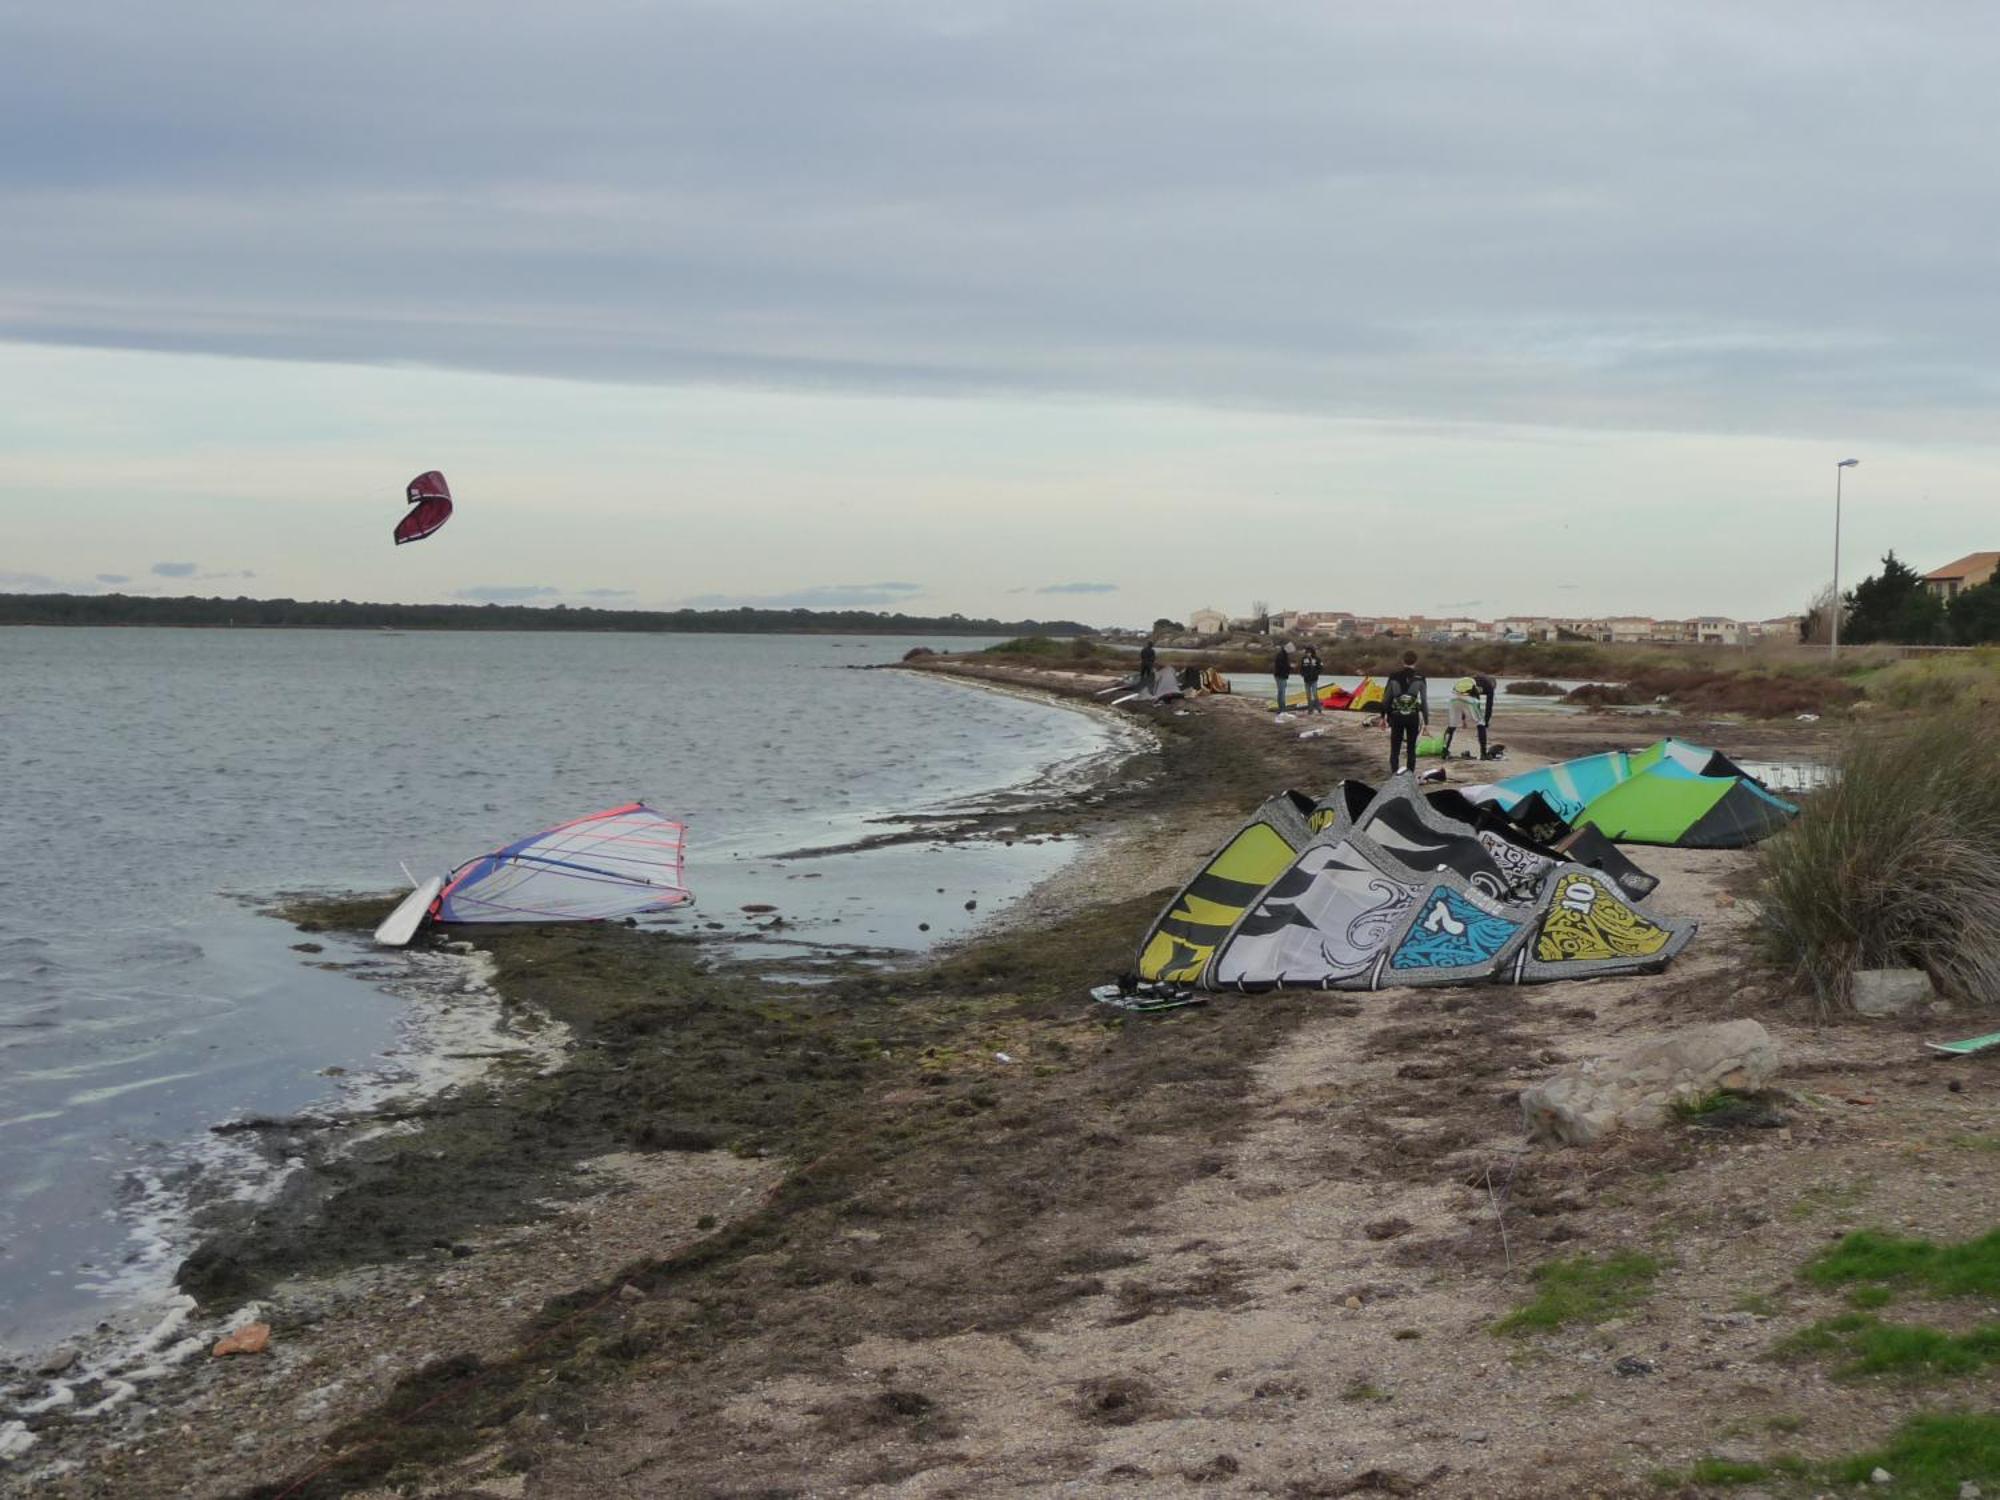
1851 968 1933 1018
1520 1019 1780 1146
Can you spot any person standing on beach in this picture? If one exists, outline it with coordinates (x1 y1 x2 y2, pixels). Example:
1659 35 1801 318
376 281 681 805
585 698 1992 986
1273 642 1293 712
1470 670 1497 757
1139 639 1157 693
1382 651 1428 774
1298 644 1323 713
1442 677 1482 759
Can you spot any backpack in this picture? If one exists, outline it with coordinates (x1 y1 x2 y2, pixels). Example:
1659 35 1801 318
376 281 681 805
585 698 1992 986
1388 671 1423 718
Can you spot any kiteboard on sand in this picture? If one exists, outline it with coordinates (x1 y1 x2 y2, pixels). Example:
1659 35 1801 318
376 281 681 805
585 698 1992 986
1089 982 1207 1014
1927 1030 2000 1057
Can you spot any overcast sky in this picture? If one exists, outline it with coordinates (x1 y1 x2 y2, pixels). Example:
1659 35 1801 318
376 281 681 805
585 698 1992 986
5 1 1999 625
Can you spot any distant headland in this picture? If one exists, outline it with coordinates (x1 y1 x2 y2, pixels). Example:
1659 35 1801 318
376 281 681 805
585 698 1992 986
0 592 1093 636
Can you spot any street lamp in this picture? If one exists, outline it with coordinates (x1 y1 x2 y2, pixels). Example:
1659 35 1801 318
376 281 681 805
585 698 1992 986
1831 458 1859 656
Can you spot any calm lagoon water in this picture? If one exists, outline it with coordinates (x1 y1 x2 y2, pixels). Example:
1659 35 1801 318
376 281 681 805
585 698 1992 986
0 628 1126 1352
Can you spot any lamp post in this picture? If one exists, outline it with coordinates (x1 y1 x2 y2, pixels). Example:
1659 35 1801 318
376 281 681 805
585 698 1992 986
1831 458 1859 656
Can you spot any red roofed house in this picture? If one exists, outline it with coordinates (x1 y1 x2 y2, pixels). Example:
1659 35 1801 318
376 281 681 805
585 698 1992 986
1923 553 2000 600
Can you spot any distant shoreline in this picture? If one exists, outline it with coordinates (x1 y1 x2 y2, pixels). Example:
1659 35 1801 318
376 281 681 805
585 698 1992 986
0 591 1090 637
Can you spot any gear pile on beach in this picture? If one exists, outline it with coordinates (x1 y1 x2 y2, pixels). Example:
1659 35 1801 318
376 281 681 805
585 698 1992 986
1110 741 1795 999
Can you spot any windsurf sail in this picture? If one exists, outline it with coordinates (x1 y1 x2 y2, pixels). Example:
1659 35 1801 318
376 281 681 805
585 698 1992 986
396 470 454 545
435 803 691 924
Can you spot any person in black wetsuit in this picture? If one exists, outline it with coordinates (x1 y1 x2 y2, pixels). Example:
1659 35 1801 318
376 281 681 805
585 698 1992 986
1272 642 1293 712
1298 644 1323 714
1139 640 1157 693
1382 651 1428 775
1470 671 1497 758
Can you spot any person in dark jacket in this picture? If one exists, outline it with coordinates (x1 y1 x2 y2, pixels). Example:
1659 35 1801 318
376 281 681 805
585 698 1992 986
1139 640 1157 693
1470 671 1497 757
1381 651 1428 774
1272 643 1293 712
1298 644 1323 714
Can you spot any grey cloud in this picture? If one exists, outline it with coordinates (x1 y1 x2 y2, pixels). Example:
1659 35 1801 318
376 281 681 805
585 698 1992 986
451 584 561 603
681 582 925 609
1037 582 1118 595
578 587 634 598
0 571 60 590
96 573 130 584
150 561 198 577
4 5 1999 439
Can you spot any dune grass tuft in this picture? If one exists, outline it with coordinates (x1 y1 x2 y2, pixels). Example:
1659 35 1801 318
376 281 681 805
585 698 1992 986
1756 709 2000 1010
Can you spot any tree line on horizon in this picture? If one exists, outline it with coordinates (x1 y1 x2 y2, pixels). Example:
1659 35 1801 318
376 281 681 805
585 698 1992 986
1832 551 2000 646
0 591 1093 637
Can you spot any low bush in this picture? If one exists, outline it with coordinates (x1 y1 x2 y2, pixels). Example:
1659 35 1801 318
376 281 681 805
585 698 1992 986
1504 679 1561 696
1563 682 1639 707
981 635 1073 657
1757 710 2000 1009
1868 651 2000 711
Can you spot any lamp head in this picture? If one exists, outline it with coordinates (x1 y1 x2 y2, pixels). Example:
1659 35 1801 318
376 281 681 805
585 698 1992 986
1837 458 1860 468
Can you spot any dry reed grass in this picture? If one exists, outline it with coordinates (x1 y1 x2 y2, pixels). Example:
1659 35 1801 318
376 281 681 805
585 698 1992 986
1757 709 2000 1011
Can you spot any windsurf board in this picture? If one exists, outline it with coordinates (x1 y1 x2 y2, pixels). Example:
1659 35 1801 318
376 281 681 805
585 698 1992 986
374 876 442 948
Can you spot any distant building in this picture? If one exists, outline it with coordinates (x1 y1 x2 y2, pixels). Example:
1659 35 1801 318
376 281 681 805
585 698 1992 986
1923 553 2000 600
1289 610 1354 636
1606 616 1656 644
1688 616 1742 646
1188 607 1227 635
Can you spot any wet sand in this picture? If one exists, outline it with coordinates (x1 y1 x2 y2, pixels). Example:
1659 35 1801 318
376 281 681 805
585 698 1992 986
15 662 1987 1500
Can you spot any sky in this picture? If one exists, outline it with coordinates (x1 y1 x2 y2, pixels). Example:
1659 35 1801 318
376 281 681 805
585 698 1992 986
5 1 2000 627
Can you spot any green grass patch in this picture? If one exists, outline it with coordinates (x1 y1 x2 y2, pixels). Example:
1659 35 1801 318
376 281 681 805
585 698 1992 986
1805 1228 2000 1299
1667 1413 2000 1497
1492 1252 1660 1335
1780 1311 2000 1379
1689 1457 1769 1484
1669 1088 1743 1121
1829 1412 2000 1496
1847 1285 1897 1309
1653 1454 1809 1488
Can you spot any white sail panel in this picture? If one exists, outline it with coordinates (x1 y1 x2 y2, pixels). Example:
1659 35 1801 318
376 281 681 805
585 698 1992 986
435 803 690 924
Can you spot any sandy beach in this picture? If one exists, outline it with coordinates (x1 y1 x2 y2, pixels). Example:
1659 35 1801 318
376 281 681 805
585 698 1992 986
12 658 1990 1500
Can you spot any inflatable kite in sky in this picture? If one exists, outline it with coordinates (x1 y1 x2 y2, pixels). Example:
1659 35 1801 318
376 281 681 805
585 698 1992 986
395 470 454 545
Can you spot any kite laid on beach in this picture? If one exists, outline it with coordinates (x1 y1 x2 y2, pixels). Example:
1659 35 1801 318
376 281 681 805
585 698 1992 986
395 470 455 545
1127 773 1692 993
374 803 692 946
